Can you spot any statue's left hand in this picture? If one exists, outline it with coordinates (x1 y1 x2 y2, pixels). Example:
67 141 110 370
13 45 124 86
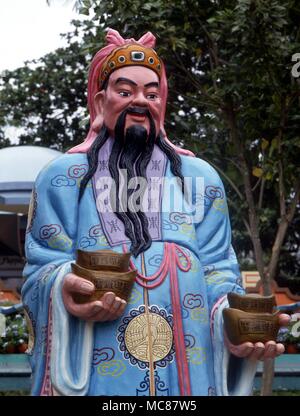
224 313 290 360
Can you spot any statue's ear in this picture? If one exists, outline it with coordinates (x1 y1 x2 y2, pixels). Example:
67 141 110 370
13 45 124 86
91 91 105 133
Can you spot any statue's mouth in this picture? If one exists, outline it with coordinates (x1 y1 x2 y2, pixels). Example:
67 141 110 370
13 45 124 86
128 113 146 122
126 107 150 123
127 107 149 116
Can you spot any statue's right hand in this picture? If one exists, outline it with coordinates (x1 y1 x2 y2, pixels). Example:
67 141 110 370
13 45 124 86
62 273 126 322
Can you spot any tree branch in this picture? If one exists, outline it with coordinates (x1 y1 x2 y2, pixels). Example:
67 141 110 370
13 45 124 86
277 95 288 217
171 56 221 107
208 49 218 92
193 14 219 67
242 218 252 235
258 178 266 210
171 88 222 110
252 177 262 192
267 179 300 282
202 157 244 200
223 105 267 291
227 199 251 234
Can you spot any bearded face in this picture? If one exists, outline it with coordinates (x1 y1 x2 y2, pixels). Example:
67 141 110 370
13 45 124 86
79 65 183 257
90 67 162 256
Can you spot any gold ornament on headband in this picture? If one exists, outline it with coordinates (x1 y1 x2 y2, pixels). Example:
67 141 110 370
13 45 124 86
100 44 162 88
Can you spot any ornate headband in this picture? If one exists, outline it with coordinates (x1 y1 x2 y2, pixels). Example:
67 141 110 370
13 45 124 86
100 43 162 88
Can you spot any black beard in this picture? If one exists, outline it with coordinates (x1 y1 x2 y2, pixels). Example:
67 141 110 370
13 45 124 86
79 108 184 258
108 108 157 257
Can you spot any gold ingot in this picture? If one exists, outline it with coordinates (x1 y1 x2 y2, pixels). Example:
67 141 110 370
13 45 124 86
71 263 136 303
227 292 276 314
223 308 280 345
76 249 131 272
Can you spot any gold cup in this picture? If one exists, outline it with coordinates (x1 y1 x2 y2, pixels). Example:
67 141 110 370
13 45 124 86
76 249 131 272
223 293 280 345
71 250 136 304
227 292 276 314
223 308 280 345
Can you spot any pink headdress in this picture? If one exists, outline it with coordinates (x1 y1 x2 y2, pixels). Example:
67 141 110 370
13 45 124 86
68 29 194 156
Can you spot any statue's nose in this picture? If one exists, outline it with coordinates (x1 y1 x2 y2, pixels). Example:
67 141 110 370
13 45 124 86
131 92 148 107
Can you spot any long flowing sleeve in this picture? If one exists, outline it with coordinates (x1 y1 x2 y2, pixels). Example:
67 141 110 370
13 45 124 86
194 161 244 311
190 157 257 395
21 154 79 395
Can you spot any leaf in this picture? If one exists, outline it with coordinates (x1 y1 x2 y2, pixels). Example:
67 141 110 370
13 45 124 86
261 138 269 150
264 172 273 180
142 3 153 11
232 26 240 33
271 137 279 148
195 48 202 58
252 167 263 177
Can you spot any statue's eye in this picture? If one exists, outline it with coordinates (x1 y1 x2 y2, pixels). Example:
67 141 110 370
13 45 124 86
119 91 131 97
147 93 158 100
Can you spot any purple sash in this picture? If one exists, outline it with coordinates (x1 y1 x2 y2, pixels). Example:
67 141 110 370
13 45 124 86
92 137 167 246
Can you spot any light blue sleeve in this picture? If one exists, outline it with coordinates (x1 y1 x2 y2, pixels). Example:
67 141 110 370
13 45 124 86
188 157 257 396
21 154 79 395
192 158 245 312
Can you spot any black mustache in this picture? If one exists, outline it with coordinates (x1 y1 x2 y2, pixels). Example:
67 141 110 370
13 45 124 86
126 107 150 116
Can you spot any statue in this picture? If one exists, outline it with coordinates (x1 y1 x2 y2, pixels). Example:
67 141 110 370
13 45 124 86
21 29 289 396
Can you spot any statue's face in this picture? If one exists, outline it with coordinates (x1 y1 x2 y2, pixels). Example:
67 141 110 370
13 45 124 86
95 66 162 137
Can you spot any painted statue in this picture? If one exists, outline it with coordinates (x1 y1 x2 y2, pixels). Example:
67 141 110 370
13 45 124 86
21 29 289 396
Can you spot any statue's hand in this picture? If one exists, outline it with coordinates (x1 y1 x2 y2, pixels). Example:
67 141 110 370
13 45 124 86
224 313 290 360
62 273 127 322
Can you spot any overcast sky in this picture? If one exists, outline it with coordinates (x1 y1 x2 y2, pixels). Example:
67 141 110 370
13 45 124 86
0 0 79 72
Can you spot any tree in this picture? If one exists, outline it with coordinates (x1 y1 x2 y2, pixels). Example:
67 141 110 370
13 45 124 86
0 41 89 151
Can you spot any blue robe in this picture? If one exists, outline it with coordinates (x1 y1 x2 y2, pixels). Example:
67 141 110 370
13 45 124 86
21 146 257 396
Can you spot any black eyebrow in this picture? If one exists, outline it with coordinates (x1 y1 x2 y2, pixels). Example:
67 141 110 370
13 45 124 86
115 77 137 86
144 81 159 88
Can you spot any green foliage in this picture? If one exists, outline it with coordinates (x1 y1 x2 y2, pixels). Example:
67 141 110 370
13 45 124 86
0 312 29 354
0 42 89 151
277 316 300 346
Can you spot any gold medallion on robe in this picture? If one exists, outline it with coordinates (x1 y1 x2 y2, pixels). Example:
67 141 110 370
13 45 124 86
124 312 173 363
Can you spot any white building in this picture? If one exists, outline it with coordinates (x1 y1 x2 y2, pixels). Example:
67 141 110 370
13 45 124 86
0 145 62 291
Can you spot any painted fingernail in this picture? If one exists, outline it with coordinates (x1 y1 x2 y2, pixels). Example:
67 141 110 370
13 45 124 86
93 303 102 312
246 347 254 356
80 282 94 293
106 294 114 306
255 348 264 356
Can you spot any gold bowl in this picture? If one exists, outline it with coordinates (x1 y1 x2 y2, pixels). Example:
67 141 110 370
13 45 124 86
71 263 136 304
76 249 131 272
223 308 280 345
227 292 276 314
